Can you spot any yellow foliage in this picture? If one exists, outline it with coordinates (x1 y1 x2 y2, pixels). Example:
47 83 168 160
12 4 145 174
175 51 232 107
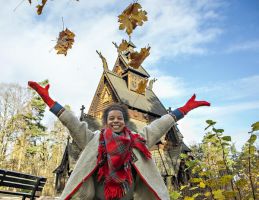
212 190 225 200
199 181 206 188
184 197 194 200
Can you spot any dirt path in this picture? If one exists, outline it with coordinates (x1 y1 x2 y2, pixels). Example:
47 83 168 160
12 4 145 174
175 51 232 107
0 195 59 200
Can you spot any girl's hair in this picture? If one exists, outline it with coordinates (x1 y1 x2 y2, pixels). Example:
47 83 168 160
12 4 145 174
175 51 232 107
102 103 129 125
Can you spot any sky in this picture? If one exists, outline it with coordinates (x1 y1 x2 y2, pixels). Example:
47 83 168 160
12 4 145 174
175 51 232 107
1 0 259 150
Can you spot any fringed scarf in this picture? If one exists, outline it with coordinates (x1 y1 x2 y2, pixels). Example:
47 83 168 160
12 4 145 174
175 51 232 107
97 126 151 200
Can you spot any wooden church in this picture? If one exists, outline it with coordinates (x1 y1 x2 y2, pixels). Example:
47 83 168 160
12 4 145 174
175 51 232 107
53 40 191 193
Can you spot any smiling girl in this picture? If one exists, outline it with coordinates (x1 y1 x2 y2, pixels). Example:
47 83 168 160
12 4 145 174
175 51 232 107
28 81 210 200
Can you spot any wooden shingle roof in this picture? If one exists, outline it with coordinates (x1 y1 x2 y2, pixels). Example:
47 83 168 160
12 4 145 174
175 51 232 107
105 71 167 116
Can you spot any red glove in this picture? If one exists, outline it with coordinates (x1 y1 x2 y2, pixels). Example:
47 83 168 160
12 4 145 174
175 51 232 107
28 81 55 108
178 94 210 115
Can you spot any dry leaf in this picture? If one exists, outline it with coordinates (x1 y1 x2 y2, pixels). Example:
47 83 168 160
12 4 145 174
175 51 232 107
54 28 75 56
129 46 151 69
118 39 129 52
36 0 47 15
136 79 148 94
118 3 148 35
118 14 134 35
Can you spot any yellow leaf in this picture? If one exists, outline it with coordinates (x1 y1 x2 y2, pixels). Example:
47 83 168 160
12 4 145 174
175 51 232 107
118 3 148 35
199 181 206 188
118 40 129 52
190 178 203 183
184 197 194 200
129 46 150 69
212 190 225 200
118 14 133 35
180 185 187 190
54 28 75 56
36 0 47 15
205 191 211 197
135 79 148 94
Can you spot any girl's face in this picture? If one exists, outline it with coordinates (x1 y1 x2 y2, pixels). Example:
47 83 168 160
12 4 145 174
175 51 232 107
106 110 126 133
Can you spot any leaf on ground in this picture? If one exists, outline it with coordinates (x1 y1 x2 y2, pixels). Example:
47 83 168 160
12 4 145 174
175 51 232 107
190 178 203 183
212 190 225 200
118 39 129 52
199 181 206 188
180 185 188 190
251 121 259 132
54 28 75 56
170 191 181 200
205 191 211 197
184 197 194 200
129 46 150 69
118 3 148 35
36 0 47 15
136 79 148 94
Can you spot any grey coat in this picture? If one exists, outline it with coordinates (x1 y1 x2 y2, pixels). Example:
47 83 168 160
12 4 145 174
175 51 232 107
57 109 177 200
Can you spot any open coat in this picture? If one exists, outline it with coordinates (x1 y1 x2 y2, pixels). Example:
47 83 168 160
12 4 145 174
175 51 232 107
56 109 177 200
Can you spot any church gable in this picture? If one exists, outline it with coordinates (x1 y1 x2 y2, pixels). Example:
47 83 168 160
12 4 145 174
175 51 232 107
88 75 119 119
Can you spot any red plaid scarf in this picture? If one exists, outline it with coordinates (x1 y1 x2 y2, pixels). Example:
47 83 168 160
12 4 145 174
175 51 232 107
97 126 151 200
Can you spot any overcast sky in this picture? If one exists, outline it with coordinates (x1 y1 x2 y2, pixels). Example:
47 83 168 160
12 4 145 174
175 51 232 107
1 0 259 150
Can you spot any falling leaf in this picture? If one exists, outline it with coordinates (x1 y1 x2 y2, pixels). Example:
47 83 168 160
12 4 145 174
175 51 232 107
136 79 148 94
54 28 75 56
36 0 47 15
118 3 148 35
118 14 134 35
118 39 129 52
129 46 150 69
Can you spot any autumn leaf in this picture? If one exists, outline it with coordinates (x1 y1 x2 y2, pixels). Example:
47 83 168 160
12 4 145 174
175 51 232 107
184 197 194 200
54 28 75 56
118 3 148 35
212 190 225 200
118 39 129 52
136 79 148 94
129 46 150 69
199 181 206 188
36 0 47 15
118 14 134 35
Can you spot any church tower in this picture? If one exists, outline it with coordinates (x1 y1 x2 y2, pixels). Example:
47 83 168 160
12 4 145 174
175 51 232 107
53 39 191 193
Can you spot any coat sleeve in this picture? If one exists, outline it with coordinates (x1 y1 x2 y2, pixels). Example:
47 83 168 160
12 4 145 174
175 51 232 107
141 109 184 148
50 102 95 150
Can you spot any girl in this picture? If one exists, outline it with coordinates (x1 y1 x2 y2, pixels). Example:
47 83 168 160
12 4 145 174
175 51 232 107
28 81 210 200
